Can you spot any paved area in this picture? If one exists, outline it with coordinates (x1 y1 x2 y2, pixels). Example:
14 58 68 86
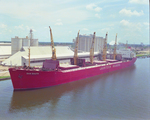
0 65 10 76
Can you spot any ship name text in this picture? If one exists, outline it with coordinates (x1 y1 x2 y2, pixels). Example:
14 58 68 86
100 66 111 70
113 64 120 67
26 73 39 75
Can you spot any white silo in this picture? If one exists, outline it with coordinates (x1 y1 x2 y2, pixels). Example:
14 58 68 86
75 34 105 52
22 36 30 47
30 39 38 46
11 36 22 55
29 29 38 46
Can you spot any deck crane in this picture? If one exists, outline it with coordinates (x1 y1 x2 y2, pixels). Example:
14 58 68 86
113 33 117 60
49 26 57 60
102 32 108 61
90 32 96 64
73 30 80 65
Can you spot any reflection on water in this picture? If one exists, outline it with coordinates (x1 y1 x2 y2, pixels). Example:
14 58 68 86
0 59 149 119
9 73 104 112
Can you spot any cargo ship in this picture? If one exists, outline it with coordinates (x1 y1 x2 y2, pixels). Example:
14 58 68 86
9 27 137 90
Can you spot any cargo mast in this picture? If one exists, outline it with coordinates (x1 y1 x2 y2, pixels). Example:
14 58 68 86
74 30 80 65
28 29 33 67
102 32 108 61
90 32 96 64
49 26 57 60
113 33 117 60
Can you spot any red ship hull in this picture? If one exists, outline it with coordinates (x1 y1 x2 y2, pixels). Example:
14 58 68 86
9 58 137 90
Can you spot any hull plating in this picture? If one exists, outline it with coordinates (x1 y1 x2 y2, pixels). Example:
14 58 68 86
9 58 137 90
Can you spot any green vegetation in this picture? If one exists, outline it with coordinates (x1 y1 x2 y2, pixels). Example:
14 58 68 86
136 54 145 57
136 53 150 57
0 76 10 79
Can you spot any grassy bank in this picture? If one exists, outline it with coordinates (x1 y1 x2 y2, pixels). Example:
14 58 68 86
0 76 10 80
136 54 150 57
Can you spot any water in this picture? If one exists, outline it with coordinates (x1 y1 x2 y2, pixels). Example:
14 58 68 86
0 58 150 120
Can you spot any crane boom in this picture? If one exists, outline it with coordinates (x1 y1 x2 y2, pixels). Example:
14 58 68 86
90 32 96 64
113 33 117 60
49 26 57 60
74 30 80 65
102 32 108 61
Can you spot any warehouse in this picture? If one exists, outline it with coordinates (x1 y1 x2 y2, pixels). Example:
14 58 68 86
1 46 74 66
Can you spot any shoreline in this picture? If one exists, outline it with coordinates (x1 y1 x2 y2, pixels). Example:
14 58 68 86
0 65 10 80
0 77 10 81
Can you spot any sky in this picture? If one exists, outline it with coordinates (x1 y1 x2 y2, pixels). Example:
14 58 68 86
0 0 149 45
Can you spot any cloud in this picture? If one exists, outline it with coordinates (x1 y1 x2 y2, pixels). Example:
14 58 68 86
109 39 119 45
55 19 63 26
94 7 102 12
86 3 102 12
143 22 149 29
109 41 115 45
14 24 36 32
129 0 148 4
0 1 89 25
95 14 100 18
55 22 63 26
0 24 8 33
25 26 31 31
120 20 130 26
101 28 110 33
86 3 96 10
14 24 24 30
119 8 144 16
108 24 114 27
143 22 149 26
56 19 61 22
120 19 142 31
110 14 115 18
82 28 89 31
0 24 7 29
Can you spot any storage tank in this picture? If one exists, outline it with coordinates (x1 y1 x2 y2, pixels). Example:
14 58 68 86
30 39 38 46
11 36 22 55
22 36 30 47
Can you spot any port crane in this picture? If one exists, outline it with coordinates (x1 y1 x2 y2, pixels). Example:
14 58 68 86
102 32 108 61
49 26 57 60
113 33 117 60
73 30 80 65
90 32 96 64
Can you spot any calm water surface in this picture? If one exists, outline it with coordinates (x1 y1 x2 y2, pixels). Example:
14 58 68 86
0 58 150 120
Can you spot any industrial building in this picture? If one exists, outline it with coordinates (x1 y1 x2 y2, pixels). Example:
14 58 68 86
1 30 105 67
11 36 38 55
1 46 99 66
73 34 105 53
0 43 11 59
0 46 11 59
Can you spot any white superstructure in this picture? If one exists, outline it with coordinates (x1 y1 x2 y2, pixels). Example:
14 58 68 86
116 48 136 58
